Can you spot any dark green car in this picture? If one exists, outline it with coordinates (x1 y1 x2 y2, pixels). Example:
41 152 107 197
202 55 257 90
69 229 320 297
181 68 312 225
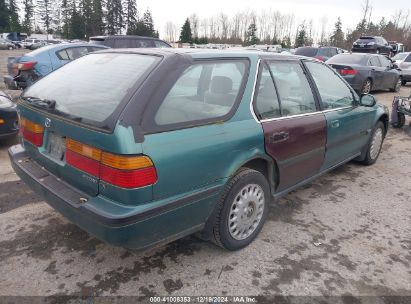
9 49 389 251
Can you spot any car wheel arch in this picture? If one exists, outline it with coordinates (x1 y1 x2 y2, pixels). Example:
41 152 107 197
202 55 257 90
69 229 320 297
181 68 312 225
377 113 389 136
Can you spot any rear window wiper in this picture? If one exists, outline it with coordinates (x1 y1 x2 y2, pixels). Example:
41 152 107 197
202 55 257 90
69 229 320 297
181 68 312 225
22 96 56 110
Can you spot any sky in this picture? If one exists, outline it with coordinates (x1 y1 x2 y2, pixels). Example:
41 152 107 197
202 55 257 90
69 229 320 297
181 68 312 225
137 0 411 39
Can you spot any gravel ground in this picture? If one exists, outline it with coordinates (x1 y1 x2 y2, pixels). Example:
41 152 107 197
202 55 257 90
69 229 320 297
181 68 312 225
0 49 410 302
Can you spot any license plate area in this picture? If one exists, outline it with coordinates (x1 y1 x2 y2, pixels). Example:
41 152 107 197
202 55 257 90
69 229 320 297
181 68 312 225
45 132 66 162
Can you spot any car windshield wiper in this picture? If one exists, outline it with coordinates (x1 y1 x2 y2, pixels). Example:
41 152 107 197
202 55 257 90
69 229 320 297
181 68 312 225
22 96 56 110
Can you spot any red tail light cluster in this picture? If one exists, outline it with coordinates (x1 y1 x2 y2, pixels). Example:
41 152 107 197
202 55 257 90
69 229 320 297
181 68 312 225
66 139 157 189
340 69 358 75
17 61 37 71
20 118 44 146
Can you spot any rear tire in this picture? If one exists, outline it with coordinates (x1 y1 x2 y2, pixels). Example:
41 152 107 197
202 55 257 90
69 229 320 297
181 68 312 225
401 80 407 86
361 79 372 94
390 78 402 92
212 168 269 251
391 113 406 128
360 121 385 166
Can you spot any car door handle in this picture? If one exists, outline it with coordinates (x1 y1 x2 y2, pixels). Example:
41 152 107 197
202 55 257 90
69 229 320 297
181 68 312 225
330 120 340 128
269 131 289 143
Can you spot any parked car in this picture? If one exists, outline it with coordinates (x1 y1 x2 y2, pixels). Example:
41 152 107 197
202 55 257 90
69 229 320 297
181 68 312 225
23 38 42 49
89 35 172 48
294 47 343 61
29 40 49 50
392 52 411 85
352 36 393 55
9 49 389 251
389 41 405 55
0 38 16 50
0 91 18 140
327 53 402 94
3 42 109 90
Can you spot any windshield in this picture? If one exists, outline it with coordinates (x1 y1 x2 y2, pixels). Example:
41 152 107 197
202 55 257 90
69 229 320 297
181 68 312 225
23 53 160 126
327 54 367 65
295 48 318 57
392 53 408 61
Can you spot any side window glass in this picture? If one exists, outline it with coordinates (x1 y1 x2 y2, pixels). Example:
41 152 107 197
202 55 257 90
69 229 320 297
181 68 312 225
139 40 154 48
65 47 89 60
369 56 381 67
56 49 70 60
155 61 247 126
268 61 317 116
405 54 411 63
378 56 391 68
254 65 281 120
305 61 354 109
154 41 170 48
114 39 131 48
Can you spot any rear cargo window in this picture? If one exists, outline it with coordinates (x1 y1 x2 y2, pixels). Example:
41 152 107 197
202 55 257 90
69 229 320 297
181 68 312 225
22 53 160 125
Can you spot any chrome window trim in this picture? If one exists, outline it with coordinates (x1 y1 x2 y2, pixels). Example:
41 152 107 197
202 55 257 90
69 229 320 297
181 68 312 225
257 106 354 123
249 59 261 123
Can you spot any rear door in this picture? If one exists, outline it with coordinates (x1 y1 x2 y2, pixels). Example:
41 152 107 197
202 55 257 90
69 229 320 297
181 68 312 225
378 55 397 89
304 60 373 170
255 60 326 192
368 55 384 89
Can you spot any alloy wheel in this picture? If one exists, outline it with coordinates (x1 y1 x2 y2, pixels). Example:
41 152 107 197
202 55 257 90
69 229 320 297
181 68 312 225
228 184 265 241
362 80 372 94
370 127 383 160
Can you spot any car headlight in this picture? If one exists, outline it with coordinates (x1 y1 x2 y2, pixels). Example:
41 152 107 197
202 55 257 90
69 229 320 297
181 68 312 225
0 96 14 108
353 42 358 46
367 42 375 46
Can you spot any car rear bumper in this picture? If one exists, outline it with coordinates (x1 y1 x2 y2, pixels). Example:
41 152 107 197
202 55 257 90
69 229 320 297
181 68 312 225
9 144 222 249
0 107 19 138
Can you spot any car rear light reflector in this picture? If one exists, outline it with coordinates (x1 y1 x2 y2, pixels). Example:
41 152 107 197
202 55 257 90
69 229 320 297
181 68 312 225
65 139 158 188
340 69 358 75
17 61 37 71
20 117 44 146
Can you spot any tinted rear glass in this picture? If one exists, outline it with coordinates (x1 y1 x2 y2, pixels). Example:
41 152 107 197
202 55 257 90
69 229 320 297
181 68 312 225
295 48 318 57
327 54 367 65
23 53 160 125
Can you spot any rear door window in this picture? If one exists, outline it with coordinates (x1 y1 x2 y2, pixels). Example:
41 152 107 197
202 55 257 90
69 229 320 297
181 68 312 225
57 47 90 60
254 64 281 120
305 61 354 109
155 60 248 126
268 61 317 116
378 56 392 68
369 56 381 67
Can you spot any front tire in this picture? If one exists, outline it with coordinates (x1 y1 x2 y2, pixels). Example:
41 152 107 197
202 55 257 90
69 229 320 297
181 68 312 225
212 168 269 251
360 121 385 166
391 113 406 128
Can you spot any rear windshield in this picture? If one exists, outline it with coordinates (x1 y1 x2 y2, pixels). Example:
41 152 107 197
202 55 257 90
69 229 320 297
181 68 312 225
89 38 105 45
295 48 318 57
23 53 160 127
327 54 367 65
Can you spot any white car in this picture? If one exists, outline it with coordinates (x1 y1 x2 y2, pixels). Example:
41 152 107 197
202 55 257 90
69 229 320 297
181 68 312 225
392 52 411 85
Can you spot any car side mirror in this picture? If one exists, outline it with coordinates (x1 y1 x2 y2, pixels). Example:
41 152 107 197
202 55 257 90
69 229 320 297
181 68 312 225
392 63 399 69
360 94 376 107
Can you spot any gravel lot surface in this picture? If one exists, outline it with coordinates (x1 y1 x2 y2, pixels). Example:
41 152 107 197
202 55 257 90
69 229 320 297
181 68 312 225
0 49 410 301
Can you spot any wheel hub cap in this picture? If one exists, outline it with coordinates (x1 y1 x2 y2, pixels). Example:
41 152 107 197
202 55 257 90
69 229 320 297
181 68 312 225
370 128 383 160
228 184 265 241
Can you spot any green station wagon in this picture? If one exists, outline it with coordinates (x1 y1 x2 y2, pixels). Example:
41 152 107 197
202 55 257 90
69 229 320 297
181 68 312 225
9 49 389 251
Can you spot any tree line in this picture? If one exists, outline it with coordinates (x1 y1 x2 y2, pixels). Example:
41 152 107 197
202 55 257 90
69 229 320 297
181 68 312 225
0 0 158 39
174 0 411 50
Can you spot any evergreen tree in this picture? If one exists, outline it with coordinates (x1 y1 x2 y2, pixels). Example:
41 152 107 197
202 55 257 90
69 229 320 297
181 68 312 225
61 0 70 38
125 0 138 34
9 0 20 31
0 0 10 32
143 9 155 36
70 0 85 38
245 23 258 46
179 18 192 43
106 0 124 34
80 0 93 38
295 23 307 47
21 0 33 34
330 17 345 48
36 0 53 36
90 0 104 36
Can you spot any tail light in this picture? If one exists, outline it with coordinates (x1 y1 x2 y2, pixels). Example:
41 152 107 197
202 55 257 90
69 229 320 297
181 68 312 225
66 139 157 189
340 69 358 75
20 117 44 146
17 61 37 71
314 56 325 61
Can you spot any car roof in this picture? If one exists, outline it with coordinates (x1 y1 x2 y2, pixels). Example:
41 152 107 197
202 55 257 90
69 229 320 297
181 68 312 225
27 42 109 55
94 47 303 61
90 35 163 41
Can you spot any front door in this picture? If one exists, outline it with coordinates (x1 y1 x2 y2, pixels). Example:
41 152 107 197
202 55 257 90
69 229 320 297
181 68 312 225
304 60 373 170
254 61 326 192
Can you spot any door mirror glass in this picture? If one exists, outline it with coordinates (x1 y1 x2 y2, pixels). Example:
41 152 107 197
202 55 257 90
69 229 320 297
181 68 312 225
360 94 376 107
